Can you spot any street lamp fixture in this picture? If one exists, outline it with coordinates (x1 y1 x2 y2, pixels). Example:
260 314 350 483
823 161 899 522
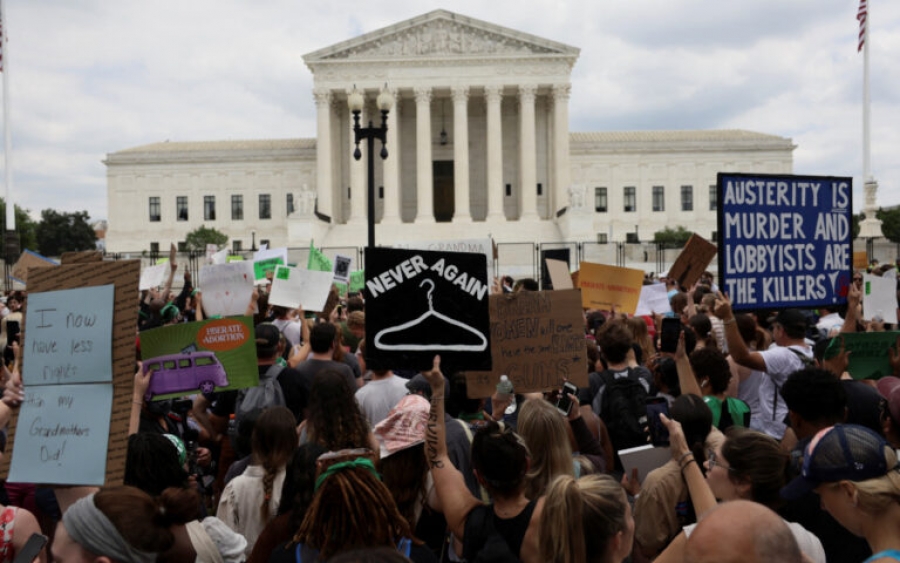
349 84 393 249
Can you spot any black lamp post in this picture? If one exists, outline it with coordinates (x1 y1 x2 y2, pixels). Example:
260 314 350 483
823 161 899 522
349 85 393 249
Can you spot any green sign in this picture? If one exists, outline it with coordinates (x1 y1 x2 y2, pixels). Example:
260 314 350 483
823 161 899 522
308 243 332 272
254 256 284 280
350 270 365 293
826 332 900 380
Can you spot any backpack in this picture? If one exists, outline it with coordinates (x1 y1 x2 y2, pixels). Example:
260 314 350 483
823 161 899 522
463 505 523 563
594 369 650 453
234 364 286 426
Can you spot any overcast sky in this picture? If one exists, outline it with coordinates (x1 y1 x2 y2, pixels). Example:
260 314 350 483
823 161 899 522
3 0 897 222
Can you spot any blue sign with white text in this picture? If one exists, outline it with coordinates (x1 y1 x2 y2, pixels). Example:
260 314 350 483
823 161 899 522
717 173 853 311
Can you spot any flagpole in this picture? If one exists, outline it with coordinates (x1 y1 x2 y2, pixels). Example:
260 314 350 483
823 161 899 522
862 3 871 182
857 0 883 243
0 0 20 288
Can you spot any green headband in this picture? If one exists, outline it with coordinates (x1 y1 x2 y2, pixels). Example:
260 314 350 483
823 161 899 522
314 457 380 492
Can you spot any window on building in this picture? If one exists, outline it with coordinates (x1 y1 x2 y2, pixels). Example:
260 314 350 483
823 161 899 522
231 195 243 220
624 187 636 212
232 240 242 252
260 239 270 248
176 196 188 221
286 193 294 216
652 186 665 212
709 185 718 210
149 242 159 254
259 194 272 220
537 183 543 196
626 232 639 243
594 187 607 212
596 233 608 244
505 184 512 197
204 196 216 221
177 241 187 252
681 185 693 211
149 197 161 222
379 186 384 199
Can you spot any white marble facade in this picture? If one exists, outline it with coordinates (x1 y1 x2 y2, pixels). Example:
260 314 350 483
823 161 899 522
104 10 795 253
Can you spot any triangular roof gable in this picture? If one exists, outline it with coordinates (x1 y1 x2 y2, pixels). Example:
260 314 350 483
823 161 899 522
303 9 579 63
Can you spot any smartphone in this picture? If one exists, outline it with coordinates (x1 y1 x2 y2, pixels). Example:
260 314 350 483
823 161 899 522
556 382 579 415
13 533 48 563
659 317 681 353
646 397 670 447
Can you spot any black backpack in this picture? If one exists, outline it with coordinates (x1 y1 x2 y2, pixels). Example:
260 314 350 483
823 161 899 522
595 369 650 453
463 505 521 563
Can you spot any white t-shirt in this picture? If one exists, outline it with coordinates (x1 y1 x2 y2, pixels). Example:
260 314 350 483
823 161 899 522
272 318 303 347
683 518 826 563
755 344 812 439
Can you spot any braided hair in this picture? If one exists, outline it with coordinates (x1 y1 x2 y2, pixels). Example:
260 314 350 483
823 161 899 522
251 406 298 523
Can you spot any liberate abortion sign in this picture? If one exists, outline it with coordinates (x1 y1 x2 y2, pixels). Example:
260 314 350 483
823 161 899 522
717 173 853 311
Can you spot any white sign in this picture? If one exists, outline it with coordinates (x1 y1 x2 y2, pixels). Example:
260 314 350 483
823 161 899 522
863 274 898 324
635 283 672 317
199 262 255 317
269 266 334 312
397 238 493 272
333 255 352 283
138 263 169 291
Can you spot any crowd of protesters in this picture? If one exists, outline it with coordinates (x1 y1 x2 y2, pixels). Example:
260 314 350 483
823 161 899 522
0 258 897 562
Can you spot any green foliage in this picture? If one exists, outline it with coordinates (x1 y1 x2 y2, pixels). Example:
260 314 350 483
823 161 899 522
36 209 97 257
852 213 862 240
0 198 38 251
653 226 692 248
876 207 900 243
185 225 228 251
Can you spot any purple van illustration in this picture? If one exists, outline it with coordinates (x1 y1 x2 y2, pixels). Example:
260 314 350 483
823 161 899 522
143 351 229 400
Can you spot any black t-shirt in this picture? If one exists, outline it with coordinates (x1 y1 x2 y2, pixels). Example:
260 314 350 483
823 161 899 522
209 364 308 423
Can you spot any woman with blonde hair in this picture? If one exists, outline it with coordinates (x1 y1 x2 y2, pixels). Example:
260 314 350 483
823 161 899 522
781 424 900 562
625 316 655 367
539 474 634 563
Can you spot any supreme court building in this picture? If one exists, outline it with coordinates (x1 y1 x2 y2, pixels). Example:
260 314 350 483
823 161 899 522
105 10 795 254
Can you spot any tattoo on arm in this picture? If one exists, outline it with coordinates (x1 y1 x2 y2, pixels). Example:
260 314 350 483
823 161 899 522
426 396 445 469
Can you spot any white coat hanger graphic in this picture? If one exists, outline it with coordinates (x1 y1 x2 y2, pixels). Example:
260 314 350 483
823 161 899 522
373 278 488 352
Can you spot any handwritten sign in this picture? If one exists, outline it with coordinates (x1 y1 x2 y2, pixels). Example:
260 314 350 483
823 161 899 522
466 290 588 397
253 257 284 282
268 265 334 312
8 384 112 485
199 262 255 317
10 249 57 284
863 274 898 324
138 262 168 291
667 234 717 290
23 285 115 385
365 247 491 372
717 173 853 310
578 262 645 313
635 283 672 317
396 237 494 272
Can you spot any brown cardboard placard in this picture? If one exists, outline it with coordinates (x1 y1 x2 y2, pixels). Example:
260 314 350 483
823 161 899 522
1 261 140 485
10 250 57 284
667 234 717 289
60 251 104 264
466 289 588 397
853 251 868 270
545 258 574 290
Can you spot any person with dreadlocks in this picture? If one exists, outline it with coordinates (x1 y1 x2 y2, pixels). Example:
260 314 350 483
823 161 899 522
267 450 437 562
218 406 298 557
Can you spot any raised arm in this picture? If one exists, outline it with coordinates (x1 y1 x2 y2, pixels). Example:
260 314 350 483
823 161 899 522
129 364 151 436
841 281 861 333
673 332 703 397
160 245 178 301
714 293 766 372
421 356 482 539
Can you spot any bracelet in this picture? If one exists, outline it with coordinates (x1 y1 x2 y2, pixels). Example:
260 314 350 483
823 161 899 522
680 458 698 472
722 317 736 326
677 451 694 464
132 400 143 406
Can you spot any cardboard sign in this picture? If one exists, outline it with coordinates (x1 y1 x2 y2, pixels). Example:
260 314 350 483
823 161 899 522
269 265 334 312
545 259 574 290
717 173 853 310
466 289 588 398
10 249 57 284
826 332 900 380
863 274 898 324
579 262 645 313
3 260 140 486
199 262 255 317
333 255 352 284
365 247 491 372
139 262 169 291
667 234 717 290
635 283 672 317
397 237 493 272
853 251 869 270
60 251 103 264
139 316 259 400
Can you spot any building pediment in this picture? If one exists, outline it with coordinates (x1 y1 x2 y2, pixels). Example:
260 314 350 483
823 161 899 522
303 9 579 63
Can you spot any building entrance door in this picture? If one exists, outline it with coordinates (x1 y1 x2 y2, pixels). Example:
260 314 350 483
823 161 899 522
433 161 454 222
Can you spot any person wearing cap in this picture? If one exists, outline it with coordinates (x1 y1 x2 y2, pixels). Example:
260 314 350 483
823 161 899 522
714 294 813 441
781 424 900 562
876 375 900 449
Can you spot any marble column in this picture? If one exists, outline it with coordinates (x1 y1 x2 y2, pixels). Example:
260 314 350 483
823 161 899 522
451 86 471 222
382 88 401 224
313 88 333 220
348 89 366 224
414 86 435 223
485 85 505 221
519 85 538 220
552 84 572 215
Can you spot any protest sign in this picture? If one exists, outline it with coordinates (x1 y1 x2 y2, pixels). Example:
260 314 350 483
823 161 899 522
252 247 287 281
333 255 352 283
350 270 365 293
10 249 57 285
308 242 332 272
578 262 645 313
826 332 899 380
853 251 868 270
635 283 672 317
667 234 717 290
545 258 574 290
717 173 853 310
139 262 169 291
199 262 255 317
60 251 102 264
863 274 898 324
365 247 491 372
397 237 493 272
139 316 258 400
227 255 244 262
210 247 229 265
466 289 588 398
269 265 334 312
3 260 140 486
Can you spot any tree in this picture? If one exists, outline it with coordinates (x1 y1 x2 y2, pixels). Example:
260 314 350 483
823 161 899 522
876 207 900 243
35 209 98 257
185 225 228 251
0 198 38 251
653 226 693 248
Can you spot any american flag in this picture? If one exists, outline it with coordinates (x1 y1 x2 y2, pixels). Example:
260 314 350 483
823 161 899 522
857 0 867 52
